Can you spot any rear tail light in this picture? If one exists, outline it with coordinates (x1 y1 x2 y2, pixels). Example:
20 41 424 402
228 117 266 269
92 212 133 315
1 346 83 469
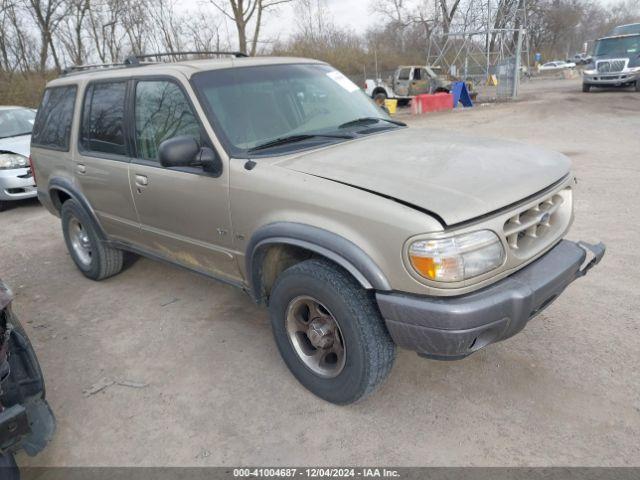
29 154 36 184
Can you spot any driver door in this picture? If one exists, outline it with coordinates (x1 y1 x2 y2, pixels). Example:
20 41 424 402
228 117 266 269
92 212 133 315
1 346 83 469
127 77 241 283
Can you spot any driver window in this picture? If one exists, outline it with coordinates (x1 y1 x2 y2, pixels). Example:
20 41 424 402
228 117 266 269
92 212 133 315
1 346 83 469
134 80 201 161
398 68 411 81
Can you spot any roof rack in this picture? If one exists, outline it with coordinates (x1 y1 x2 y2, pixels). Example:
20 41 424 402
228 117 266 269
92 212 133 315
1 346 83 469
62 62 128 75
125 51 249 64
61 51 248 76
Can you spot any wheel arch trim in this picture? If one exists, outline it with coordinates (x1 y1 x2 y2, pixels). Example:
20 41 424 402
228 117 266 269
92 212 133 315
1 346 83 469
48 177 107 240
246 222 391 302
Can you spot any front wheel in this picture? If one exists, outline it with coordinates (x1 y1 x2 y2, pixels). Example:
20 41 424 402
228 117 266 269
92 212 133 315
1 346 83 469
635 80 640 92
268 259 396 405
582 83 591 92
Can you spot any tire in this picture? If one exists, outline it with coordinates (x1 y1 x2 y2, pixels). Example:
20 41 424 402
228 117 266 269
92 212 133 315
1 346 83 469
60 199 123 280
582 83 591 92
268 259 396 404
0 201 6 212
0 453 20 480
635 80 640 92
373 92 387 106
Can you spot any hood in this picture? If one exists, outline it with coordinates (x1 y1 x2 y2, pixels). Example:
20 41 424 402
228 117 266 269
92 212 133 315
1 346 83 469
0 134 31 157
276 128 571 226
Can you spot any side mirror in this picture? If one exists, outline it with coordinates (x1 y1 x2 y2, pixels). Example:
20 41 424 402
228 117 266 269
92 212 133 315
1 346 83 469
196 146 223 177
158 136 199 168
158 136 223 176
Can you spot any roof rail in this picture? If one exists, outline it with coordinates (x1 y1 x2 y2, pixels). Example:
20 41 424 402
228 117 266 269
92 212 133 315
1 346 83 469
126 51 249 64
62 62 128 75
61 51 248 76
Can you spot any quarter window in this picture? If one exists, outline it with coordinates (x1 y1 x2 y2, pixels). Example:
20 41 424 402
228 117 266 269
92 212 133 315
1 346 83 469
31 86 77 150
134 80 201 161
80 81 127 156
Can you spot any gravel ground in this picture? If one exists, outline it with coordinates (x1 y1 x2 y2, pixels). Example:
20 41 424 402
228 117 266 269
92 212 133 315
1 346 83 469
1 77 639 467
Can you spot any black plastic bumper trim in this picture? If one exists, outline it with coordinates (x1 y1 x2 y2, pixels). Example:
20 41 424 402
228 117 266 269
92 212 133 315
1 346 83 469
376 240 605 359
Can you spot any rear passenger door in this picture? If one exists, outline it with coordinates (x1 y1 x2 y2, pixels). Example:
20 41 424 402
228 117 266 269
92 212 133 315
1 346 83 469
127 77 240 282
76 80 140 242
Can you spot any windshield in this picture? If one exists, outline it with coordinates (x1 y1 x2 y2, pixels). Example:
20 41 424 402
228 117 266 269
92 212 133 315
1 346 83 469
0 108 36 139
191 64 392 156
594 35 640 57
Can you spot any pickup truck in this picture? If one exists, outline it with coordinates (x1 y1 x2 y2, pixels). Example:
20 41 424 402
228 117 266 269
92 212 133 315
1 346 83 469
365 65 449 105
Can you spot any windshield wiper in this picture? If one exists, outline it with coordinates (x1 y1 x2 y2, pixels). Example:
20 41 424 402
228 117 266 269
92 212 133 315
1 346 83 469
247 133 353 153
338 117 406 129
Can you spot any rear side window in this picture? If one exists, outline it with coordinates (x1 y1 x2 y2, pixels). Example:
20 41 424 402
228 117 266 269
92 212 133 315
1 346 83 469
31 86 77 151
134 80 200 161
80 81 127 156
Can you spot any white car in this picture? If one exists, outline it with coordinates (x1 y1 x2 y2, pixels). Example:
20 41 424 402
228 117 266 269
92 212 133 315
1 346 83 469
0 106 37 211
538 61 577 72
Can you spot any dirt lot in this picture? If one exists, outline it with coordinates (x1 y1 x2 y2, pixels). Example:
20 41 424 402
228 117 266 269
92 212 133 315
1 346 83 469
2 78 639 467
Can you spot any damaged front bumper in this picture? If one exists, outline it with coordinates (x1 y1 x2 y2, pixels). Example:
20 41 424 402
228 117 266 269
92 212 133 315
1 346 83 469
377 240 606 360
0 283 55 457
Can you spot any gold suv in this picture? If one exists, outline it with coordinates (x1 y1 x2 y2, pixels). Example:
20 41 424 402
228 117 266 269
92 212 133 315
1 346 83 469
30 53 605 404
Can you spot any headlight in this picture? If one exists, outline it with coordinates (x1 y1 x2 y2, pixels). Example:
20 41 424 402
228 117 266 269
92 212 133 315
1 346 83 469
408 230 505 282
0 153 29 170
623 66 640 73
583 69 597 75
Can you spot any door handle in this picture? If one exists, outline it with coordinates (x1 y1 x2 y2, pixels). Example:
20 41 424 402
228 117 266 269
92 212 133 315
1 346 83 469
135 174 148 187
76 163 86 175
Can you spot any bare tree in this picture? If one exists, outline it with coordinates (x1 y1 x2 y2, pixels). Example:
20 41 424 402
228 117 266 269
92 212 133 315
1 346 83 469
185 13 230 52
208 0 294 55
58 0 90 65
22 0 68 71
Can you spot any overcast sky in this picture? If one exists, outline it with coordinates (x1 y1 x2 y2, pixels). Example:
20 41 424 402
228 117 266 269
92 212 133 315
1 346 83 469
188 0 390 48
190 0 627 49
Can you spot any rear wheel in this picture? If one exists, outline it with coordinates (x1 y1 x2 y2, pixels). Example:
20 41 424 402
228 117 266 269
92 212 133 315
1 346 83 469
582 83 591 92
373 91 387 106
268 259 396 404
61 199 123 280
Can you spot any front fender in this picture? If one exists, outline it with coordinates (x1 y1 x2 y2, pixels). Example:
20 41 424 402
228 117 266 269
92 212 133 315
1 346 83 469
246 222 391 302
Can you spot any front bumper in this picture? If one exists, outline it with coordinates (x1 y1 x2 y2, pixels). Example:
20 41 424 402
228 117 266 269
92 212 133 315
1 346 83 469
0 168 37 202
377 240 605 360
583 71 640 86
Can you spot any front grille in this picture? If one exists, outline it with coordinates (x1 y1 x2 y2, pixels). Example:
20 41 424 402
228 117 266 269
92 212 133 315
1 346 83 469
597 59 626 73
503 188 571 256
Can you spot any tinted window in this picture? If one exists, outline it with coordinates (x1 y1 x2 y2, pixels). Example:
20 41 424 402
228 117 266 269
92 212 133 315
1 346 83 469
81 81 127 155
134 80 200 161
31 86 77 150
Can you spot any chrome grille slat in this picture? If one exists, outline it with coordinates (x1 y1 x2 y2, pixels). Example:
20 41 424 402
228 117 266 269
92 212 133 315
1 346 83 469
596 59 627 73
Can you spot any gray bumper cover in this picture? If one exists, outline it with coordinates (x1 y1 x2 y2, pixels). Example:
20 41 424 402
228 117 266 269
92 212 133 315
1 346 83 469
376 240 605 360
